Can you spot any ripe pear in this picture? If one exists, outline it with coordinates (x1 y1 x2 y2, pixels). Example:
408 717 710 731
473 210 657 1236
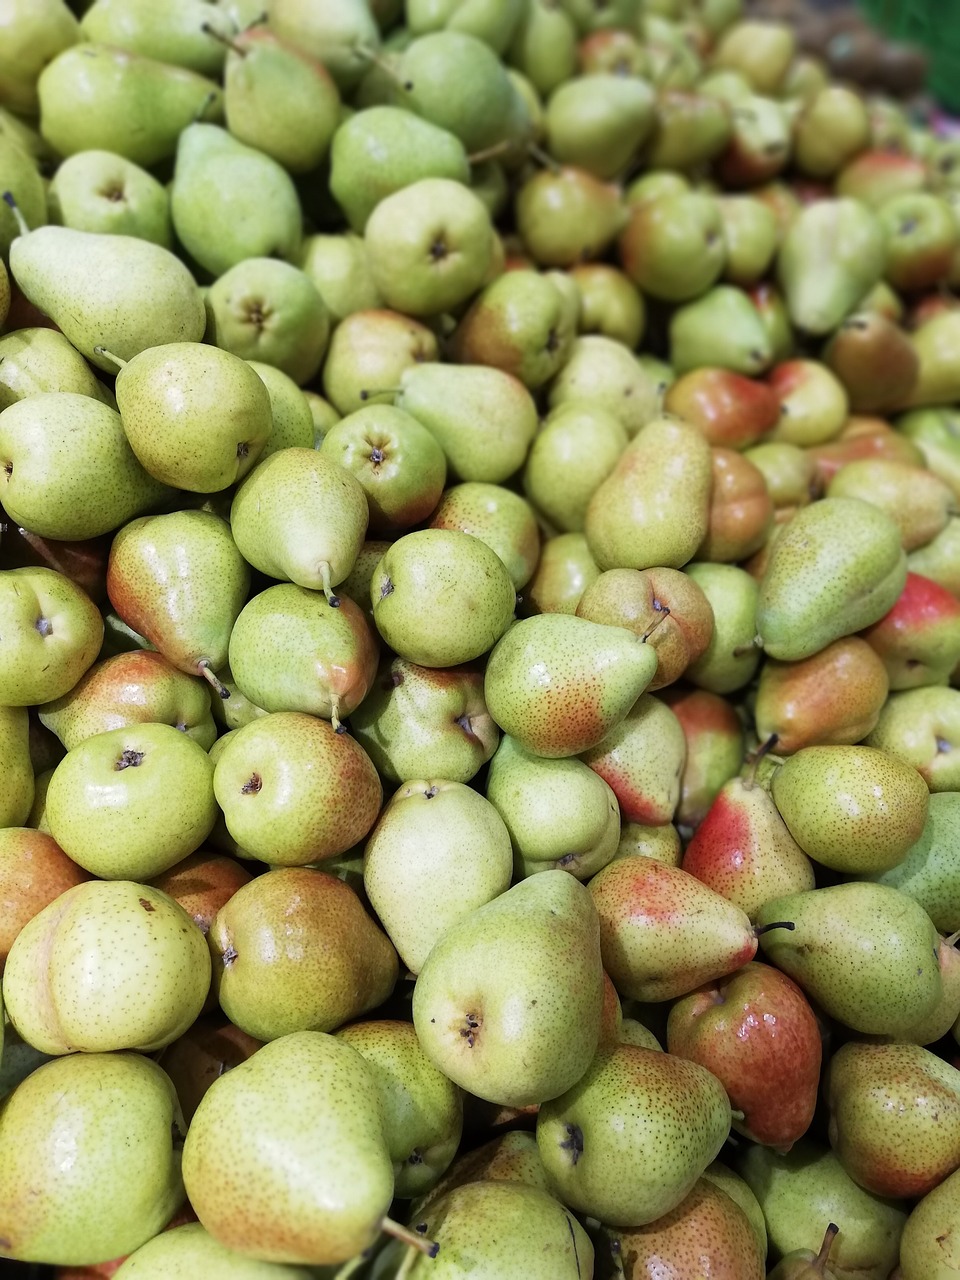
778 199 887 336
547 334 657 437
213 712 382 865
0 828 89 972
516 166 627 267
619 190 726 301
0 0 79 116
397 31 518 153
756 883 942 1036
756 496 908 661
684 562 761 693
47 149 171 246
570 261 645 348
209 870 397 1041
867 686 960 792
3 880 210 1054
522 531 600 616
483 613 656 757
670 284 775 376
322 308 437 415
0 706 33 827
429 482 540 591
0 566 103 706
827 459 953 552
0 1052 185 1266
364 779 513 972
616 821 682 866
898 1165 960 1279
412 871 604 1107
507 0 577 96
112 1222 315 1279
0 328 114 409
702 1161 768 1257
79 0 234 76
870 792 960 933
545 73 654 179
581 693 686 826
182 1031 396 1265
10 226 205 370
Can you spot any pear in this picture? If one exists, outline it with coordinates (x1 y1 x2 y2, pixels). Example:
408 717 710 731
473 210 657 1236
523 405 627 534
570 261 645 348
113 1222 315 1279
486 735 620 880
0 1052 185 1266
171 124 302 278
904 311 960 409
870 793 960 933
547 334 658 437
718 194 779 286
867 687 960 792
483 614 657 757
670 285 774 375
767 1225 841 1279
537 1043 731 1226
756 883 942 1037
909 516 960 598
684 562 761 693
0 567 103 706
38 44 223 166
645 90 733 171
412 871 604 1107
398 31 518 153
299 232 383 326
827 459 953 552
778 199 887 336
0 829 90 971
213 712 382 865
80 0 235 76
756 496 908 661
545 73 654 180
619 190 726 301
0 706 33 827
0 0 79 116
452 270 576 391
322 308 437 416
516 166 627 267
522 531 600 616
584 416 713 571
0 137 45 259
617 821 682 866
10 227 206 371
702 1161 768 1257
268 0 380 90
428 482 540 591
47 149 171 246
364 779 512 973
0 328 113 409
107 510 249 696
581 693 687 826
899 1165 960 1279
411 1131 550 1215
371 529 515 668
209 870 397 1040
182 1031 399 1265
507 0 577 96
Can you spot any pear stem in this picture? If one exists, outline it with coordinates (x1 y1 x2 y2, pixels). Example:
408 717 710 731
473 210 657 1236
2 191 29 238
743 732 779 790
193 88 220 123
946 930 960 949
641 607 671 642
467 140 512 166
198 659 230 700
93 346 127 370
526 141 561 173
319 561 340 609
332 1256 369 1280
354 44 413 92
330 694 345 735
359 387 402 402
730 1109 746 1122
200 21 248 56
815 1224 839 1272
381 1217 439 1259
754 920 796 938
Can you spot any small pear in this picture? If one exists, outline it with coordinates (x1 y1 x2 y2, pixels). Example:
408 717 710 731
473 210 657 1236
545 73 654 180
47 149 171 246
581 693 686 826
112 1222 314 1279
684 562 761 694
516 165 627 267
0 328 114 409
867 687 960 792
670 285 774 375
778 199 887 336
869 792 960 934
428 482 540 591
547 334 658 436
619 190 726 302
0 567 103 706
767 1225 840 1280
522 531 600 616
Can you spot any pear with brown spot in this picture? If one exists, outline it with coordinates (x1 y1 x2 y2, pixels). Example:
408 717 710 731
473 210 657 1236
767 1224 840 1279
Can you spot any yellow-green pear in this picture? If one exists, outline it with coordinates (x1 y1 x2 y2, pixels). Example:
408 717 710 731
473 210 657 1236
47 149 172 246
79 0 235 76
0 705 33 827
0 0 79 115
0 328 113 410
899 1164 960 1279
547 334 659 437
0 566 103 706
114 1222 315 1279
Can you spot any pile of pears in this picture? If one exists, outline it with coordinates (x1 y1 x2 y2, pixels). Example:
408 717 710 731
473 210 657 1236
5 0 960 1277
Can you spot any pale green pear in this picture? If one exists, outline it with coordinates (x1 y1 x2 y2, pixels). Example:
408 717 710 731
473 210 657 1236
47 150 171 246
546 73 654 180
778 198 887 336
243 362 313 460
0 393 171 540
0 567 103 706
616 821 682 866
757 497 908 662
182 1031 395 1265
506 0 577 96
407 0 526 51
670 285 774 375
114 1223 315 1279
299 232 382 324
866 687 960 792
269 0 381 90
0 329 113 410
0 1052 185 1266
684 562 761 694
80 0 235 76
171 124 302 278
524 403 628 532
718 195 779 285
364 780 513 974
486 735 620 879
0 705 33 828
756 883 942 1036
428 482 539 590
322 309 438 416
0 134 47 257
397 31 518 153
0 0 79 116
869 792 960 932
484 613 657 757
547 335 659 437
412 871 604 1106
581 692 687 826
38 44 223 166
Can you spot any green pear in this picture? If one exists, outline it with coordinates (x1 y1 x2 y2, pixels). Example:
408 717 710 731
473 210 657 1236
299 232 383 325
205 258 329 387
778 199 887 336
771 745 929 874
0 1052 185 1265
584 416 713 571
718 195 779 286
547 334 658 436
364 780 512 974
581 692 686 825
616 821 682 866
619 190 726 301
0 135 47 257
506 0 577 96
522 531 600 616
767 1225 840 1280
0 328 113 409
268 0 380 90
899 1164 960 1279
537 1043 731 1226
182 1031 396 1265
410 1130 550 1217
0 706 33 827
10 226 206 371
670 285 774 375
0 0 79 116
545 73 654 180
407 0 526 50
827 459 953 552
644 91 733 171
329 105 470 233
428 482 540 591
909 516 960 598
903 312 960 409
757 497 908 661
113 1222 315 1279
869 792 960 933
516 166 627 268
397 31 518 153
38 44 223 166
523 403 628 533
43 723 217 879
171 124 302 278
106 510 250 694
305 391 340 445
247 361 314 457
322 308 438 416
897 407 960 502
413 871 604 1106
209 662 268 732
867 687 960 792
370 529 515 667
571 261 645 348
486 735 620 879
738 1140 907 1280
684 562 760 694
3 879 210 1053
47 149 172 246
756 883 942 1036
209 869 397 1040
0 567 103 706
0 393 171 540
80 0 235 76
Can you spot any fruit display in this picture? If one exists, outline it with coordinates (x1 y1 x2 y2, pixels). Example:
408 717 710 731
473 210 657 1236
5 1 960 1278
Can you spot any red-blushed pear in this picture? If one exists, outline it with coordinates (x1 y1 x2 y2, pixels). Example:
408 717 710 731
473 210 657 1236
808 415 926 489
827 460 953 552
515 165 627 268
520 532 600 617
149 851 252 937
661 685 745 829
588 857 757 1002
576 566 714 690
663 366 780 449
483 613 657 758
835 149 928 208
867 687 960 792
827 1042 960 1200
667 961 822 1151
577 28 647 76
715 95 791 189
861 572 960 690
821 311 920 414
698 446 774 563
429 482 540 592
321 308 437 416
208 869 398 1041
0 827 89 973
536 1043 731 1227
767 358 848 447
157 1016 262 1124
581 693 686 826
879 193 959 294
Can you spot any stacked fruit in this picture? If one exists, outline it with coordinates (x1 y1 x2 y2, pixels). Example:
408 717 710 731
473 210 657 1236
3 1 960 1278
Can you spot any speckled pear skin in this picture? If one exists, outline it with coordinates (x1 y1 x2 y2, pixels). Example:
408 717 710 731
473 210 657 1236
537 1044 731 1227
771 745 929 875
412 871 604 1108
483 614 657 758
756 496 908 661
181 1031 394 1267
756 883 942 1036
208 869 398 1041
112 1221 316 1279
581 692 687 826
827 1042 960 1201
898 1164 960 1279
0 705 33 826
2 880 211 1055
871 793 960 933
107 509 250 681
410 1131 550 1221
584 416 714 572
0 1051 186 1267
597 1177 765 1280
702 1161 768 1257
230 448 368 592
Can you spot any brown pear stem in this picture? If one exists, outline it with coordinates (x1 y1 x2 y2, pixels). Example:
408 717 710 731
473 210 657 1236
198 659 230 700
641 607 671 642
467 140 513 166
93 345 127 370
381 1217 439 1259
815 1223 839 1273
359 387 402 402
330 694 345 735
319 561 340 609
754 920 796 938
200 21 248 55
2 190 29 237
743 732 779 790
